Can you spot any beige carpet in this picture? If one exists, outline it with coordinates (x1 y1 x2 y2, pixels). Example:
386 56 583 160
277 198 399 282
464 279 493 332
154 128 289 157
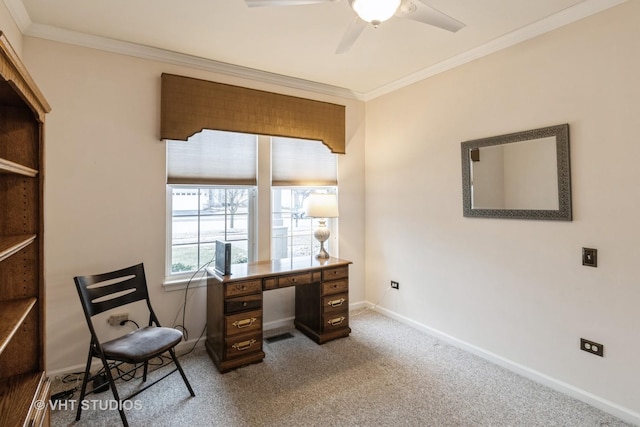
50 309 631 426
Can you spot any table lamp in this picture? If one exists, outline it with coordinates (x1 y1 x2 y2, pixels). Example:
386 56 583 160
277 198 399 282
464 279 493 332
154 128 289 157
303 193 339 259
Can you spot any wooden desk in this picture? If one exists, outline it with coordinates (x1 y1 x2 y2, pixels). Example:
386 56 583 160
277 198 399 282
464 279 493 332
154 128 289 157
206 257 351 373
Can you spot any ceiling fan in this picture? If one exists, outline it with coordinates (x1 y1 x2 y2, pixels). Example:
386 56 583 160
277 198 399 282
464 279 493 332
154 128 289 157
244 0 465 54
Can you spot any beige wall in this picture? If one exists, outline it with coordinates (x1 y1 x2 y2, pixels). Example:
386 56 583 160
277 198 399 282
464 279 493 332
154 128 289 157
20 37 365 376
0 1 23 55
365 0 639 420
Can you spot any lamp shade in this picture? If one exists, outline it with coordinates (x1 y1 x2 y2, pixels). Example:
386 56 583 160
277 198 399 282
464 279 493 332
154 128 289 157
304 193 339 218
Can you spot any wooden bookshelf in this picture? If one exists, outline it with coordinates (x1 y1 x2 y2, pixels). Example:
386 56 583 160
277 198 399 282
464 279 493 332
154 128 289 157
0 298 36 354
0 371 50 427
0 157 38 177
0 31 51 427
0 235 37 264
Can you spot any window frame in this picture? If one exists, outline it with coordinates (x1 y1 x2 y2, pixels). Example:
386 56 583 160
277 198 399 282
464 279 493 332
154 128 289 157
164 184 257 287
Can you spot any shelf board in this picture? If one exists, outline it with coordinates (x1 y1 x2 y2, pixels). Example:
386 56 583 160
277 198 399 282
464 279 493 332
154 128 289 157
0 371 47 427
0 157 38 177
0 235 36 264
0 297 37 355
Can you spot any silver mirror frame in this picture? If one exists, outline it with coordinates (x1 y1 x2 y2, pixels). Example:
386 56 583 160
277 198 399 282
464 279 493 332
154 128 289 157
461 124 572 220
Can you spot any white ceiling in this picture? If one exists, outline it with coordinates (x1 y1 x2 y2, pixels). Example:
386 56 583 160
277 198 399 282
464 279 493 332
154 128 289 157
5 0 625 99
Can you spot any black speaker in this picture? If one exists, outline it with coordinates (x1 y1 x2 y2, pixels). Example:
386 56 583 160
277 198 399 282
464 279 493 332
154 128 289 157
214 240 232 276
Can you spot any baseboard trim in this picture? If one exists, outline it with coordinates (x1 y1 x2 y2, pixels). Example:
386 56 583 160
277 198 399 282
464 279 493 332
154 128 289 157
263 316 294 331
369 303 640 426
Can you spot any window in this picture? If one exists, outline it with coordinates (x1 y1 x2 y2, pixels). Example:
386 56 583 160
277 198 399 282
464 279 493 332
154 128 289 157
169 186 253 274
166 130 257 280
271 137 338 259
166 131 338 284
271 187 337 259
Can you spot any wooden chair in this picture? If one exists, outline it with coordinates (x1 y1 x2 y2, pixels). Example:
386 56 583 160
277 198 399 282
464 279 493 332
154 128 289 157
74 263 195 426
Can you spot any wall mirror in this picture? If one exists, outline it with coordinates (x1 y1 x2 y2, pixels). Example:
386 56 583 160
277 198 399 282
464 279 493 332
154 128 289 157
461 124 571 220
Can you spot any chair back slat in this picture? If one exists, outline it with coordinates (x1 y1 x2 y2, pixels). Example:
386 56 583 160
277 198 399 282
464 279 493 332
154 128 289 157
75 263 149 318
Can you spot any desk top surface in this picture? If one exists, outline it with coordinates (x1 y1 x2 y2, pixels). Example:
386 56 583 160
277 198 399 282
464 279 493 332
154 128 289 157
207 256 351 282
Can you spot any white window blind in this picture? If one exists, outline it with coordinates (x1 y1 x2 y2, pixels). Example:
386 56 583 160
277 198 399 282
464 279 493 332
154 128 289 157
167 129 257 185
271 137 337 186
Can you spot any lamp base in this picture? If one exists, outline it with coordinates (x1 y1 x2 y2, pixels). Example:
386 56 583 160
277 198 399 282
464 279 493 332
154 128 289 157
316 243 330 259
313 220 331 259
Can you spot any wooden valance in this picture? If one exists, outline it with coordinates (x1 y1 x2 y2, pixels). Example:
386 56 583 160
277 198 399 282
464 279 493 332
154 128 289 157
160 73 346 154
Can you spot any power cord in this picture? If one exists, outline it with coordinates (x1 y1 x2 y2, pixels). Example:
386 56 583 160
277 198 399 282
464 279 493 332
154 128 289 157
50 371 84 401
179 323 207 357
171 257 214 342
51 388 77 401
120 319 140 328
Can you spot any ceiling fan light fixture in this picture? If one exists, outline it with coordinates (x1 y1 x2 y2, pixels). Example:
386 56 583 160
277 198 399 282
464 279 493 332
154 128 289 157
351 0 401 26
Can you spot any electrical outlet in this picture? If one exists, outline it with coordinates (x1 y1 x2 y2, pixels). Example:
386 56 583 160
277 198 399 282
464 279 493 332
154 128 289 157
582 248 598 267
107 313 128 326
580 338 604 357
390 281 399 289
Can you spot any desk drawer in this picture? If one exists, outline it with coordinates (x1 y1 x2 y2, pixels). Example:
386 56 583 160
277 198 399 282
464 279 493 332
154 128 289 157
225 294 262 314
225 279 262 297
225 310 262 336
278 272 312 288
321 279 348 296
322 293 348 314
323 312 349 333
225 331 263 359
263 277 277 290
323 267 348 281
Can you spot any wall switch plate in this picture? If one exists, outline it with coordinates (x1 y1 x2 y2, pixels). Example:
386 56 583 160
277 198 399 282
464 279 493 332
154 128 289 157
580 338 604 357
390 281 399 289
582 247 597 267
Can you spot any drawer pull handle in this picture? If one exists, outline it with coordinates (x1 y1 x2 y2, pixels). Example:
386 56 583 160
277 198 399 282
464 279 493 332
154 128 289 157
327 298 345 307
233 317 257 329
327 316 346 326
232 339 256 351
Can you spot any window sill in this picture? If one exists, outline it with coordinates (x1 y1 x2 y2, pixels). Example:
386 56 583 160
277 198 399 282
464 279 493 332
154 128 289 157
162 276 209 292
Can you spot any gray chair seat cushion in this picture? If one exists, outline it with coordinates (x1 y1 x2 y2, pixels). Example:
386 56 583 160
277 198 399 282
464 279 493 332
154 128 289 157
101 326 183 363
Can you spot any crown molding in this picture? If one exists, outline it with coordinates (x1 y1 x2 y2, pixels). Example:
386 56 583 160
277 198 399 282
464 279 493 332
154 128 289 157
7 0 627 102
2 0 31 32
363 0 627 101
23 23 366 101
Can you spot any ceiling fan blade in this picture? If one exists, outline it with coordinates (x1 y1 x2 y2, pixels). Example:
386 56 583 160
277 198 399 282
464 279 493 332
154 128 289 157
396 0 465 32
335 17 367 54
245 0 338 7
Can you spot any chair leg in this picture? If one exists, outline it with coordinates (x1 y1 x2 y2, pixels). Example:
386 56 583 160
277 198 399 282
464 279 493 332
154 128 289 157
143 360 149 382
169 348 195 397
99 355 129 427
75 347 93 421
